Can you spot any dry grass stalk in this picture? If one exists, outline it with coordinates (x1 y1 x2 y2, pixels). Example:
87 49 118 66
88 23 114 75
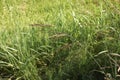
49 33 68 39
94 50 108 57
100 66 113 70
55 43 72 56
29 23 54 27
110 53 120 57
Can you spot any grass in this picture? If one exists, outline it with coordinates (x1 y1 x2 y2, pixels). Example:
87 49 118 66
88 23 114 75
0 0 120 80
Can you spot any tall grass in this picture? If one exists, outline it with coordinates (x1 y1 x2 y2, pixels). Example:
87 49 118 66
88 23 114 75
0 0 120 80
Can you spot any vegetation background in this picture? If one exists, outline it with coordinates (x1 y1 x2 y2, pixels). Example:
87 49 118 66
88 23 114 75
0 0 120 80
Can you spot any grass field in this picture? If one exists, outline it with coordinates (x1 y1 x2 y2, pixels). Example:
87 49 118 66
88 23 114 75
0 0 120 80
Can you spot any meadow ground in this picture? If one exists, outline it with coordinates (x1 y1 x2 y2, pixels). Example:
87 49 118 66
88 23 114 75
0 0 120 80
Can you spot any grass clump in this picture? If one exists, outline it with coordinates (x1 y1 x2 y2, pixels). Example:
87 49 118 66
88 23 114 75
0 0 120 80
